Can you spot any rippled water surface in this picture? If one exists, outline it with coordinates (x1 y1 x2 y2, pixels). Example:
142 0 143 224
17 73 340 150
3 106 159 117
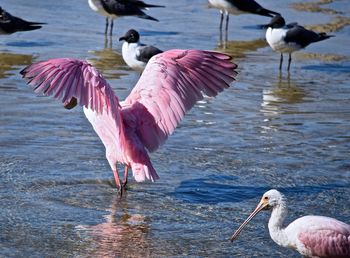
1 0 350 257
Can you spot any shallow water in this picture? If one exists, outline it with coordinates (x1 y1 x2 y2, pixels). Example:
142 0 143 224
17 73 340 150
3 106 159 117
1 0 350 257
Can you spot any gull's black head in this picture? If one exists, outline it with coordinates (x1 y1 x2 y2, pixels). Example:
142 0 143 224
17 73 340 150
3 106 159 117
119 29 140 43
266 15 286 29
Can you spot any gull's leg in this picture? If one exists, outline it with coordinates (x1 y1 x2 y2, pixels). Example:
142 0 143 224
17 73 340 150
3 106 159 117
225 11 229 42
219 10 224 31
279 53 283 70
104 34 108 49
218 11 224 46
225 12 229 32
287 53 292 71
105 17 109 35
108 34 113 49
110 19 114 36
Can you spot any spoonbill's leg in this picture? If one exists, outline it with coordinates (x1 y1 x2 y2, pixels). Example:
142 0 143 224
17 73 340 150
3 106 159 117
287 53 292 71
279 53 283 70
122 166 129 188
219 10 224 31
105 18 109 35
113 169 123 197
110 19 114 36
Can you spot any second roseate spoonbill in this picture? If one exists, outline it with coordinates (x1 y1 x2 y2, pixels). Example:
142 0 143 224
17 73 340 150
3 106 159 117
21 49 237 196
231 189 350 257
265 15 334 71
88 0 164 36
0 6 45 35
119 29 163 72
208 0 279 33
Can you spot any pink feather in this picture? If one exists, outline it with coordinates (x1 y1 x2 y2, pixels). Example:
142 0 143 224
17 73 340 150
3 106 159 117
21 49 237 183
297 216 350 257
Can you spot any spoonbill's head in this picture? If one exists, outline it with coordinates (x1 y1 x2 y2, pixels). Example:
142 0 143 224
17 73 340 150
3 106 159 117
260 189 284 209
230 189 284 241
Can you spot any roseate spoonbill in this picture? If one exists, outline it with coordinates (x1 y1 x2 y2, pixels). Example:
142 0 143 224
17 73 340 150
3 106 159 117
265 15 334 71
208 0 279 33
0 6 45 34
231 189 350 257
119 29 163 72
21 49 237 196
88 0 164 36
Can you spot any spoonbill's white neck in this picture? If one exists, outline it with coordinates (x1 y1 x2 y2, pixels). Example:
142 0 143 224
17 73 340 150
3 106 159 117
268 199 290 247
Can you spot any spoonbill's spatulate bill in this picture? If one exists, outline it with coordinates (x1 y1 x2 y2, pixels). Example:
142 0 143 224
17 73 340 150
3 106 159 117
119 29 163 72
21 49 237 196
231 189 350 257
0 6 46 34
265 15 334 71
88 0 164 36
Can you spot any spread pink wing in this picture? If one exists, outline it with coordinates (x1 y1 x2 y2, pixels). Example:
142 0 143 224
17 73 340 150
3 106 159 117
20 58 120 116
121 49 237 152
298 216 350 257
20 58 126 155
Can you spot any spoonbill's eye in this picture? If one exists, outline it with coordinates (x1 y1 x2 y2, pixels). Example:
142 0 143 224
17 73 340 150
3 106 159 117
264 196 269 200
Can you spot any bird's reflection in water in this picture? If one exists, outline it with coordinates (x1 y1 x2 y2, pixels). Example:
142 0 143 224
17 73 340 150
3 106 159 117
215 38 267 58
219 28 228 48
87 35 128 80
0 52 34 79
261 73 307 116
77 195 151 257
104 34 113 50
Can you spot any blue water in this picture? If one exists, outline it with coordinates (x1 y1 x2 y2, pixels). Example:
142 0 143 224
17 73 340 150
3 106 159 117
1 0 350 257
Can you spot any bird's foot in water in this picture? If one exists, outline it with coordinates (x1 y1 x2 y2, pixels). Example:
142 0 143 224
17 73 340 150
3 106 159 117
117 187 124 198
117 183 128 198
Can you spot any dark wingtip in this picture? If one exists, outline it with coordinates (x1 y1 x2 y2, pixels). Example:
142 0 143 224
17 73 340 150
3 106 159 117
28 22 47 25
148 16 159 22
140 14 159 22
319 32 335 40
142 4 165 8
24 25 43 31
19 66 27 76
258 8 280 17
64 97 78 110
150 4 165 8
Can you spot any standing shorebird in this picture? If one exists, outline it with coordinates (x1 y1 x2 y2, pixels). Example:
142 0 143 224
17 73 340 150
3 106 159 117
88 0 164 36
20 49 237 197
0 6 45 34
265 15 334 71
231 189 350 257
119 29 163 72
208 0 279 37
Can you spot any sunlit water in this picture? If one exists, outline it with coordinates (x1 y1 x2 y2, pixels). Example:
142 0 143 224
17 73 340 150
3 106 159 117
1 0 349 257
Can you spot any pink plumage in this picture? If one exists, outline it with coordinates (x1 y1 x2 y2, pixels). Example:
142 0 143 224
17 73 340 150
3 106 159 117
21 49 237 195
231 189 350 258
297 216 350 257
